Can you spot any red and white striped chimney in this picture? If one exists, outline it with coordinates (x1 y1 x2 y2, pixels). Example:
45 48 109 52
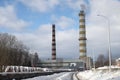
79 8 87 59
52 24 56 60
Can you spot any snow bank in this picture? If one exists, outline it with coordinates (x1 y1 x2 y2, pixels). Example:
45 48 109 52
97 66 120 70
78 66 120 80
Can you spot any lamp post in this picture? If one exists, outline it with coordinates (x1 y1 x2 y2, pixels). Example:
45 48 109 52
97 15 112 72
92 48 96 70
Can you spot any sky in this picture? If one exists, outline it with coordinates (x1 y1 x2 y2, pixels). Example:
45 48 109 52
0 0 120 60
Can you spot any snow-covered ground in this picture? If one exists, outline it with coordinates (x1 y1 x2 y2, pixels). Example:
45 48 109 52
22 70 120 80
22 66 120 80
77 66 120 80
23 72 74 80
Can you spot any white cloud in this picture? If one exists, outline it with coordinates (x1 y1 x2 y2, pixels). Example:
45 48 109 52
93 0 120 15
56 29 79 58
38 24 52 34
11 0 120 59
14 32 51 58
14 23 79 58
14 24 52 58
88 0 120 22
52 16 75 29
86 0 120 57
19 0 87 13
0 5 29 30
65 0 87 11
19 0 59 12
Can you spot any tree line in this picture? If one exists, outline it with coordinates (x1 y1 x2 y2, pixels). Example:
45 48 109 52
0 33 40 67
95 54 115 68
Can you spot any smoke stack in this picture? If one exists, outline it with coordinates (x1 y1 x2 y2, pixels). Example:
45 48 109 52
79 9 87 59
52 24 56 60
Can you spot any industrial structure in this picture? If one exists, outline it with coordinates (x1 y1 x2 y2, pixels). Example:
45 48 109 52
79 8 87 58
38 8 93 70
116 58 120 66
78 7 92 70
52 24 56 60
39 59 85 71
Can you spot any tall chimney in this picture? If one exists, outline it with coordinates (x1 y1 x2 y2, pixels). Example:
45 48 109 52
79 9 87 59
52 24 56 60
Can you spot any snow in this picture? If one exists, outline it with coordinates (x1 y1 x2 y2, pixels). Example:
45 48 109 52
22 70 120 80
97 66 120 70
116 58 120 61
77 66 120 80
23 72 73 80
22 66 120 80
12 66 120 80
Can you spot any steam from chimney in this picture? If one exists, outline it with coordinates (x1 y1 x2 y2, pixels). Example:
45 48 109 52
80 4 86 11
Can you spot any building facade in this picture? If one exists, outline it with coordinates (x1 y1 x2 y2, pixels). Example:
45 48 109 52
39 59 85 71
116 58 120 66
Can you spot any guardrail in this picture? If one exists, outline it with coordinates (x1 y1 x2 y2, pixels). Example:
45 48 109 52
0 66 72 80
0 66 45 73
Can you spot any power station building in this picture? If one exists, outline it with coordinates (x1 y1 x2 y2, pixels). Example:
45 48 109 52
39 59 85 70
38 8 92 70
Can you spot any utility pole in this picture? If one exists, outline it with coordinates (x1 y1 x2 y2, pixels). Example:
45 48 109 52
97 15 112 72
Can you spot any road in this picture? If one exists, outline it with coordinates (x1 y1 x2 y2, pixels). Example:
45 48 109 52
23 72 81 80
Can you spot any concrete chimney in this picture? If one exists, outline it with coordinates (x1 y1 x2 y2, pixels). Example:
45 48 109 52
79 10 87 59
52 24 56 60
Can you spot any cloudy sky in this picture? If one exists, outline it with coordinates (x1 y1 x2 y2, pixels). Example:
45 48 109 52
0 0 120 59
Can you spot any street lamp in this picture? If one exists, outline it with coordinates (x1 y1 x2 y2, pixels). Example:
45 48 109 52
97 15 112 72
92 48 96 70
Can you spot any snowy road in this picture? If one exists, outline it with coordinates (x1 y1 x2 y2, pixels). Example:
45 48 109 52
23 70 120 80
73 72 81 80
22 72 81 80
22 66 120 80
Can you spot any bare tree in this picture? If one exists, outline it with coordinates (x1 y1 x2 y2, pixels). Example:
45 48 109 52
0 33 32 67
95 54 105 68
31 52 40 67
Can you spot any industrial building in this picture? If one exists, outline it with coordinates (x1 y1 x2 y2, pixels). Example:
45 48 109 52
38 8 93 70
116 58 120 66
39 59 85 71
